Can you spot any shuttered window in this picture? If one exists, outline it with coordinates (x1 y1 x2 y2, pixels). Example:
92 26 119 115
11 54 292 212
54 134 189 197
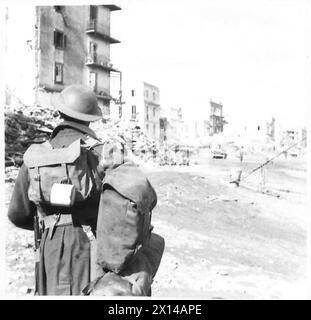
132 105 136 119
90 5 98 21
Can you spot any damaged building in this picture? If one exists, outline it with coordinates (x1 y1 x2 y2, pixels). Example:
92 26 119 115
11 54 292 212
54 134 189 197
209 100 226 135
5 5 121 116
159 107 189 144
120 81 161 141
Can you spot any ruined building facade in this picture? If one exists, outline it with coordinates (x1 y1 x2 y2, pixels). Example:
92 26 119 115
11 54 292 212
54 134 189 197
159 107 189 145
120 81 161 141
209 100 226 135
5 5 121 116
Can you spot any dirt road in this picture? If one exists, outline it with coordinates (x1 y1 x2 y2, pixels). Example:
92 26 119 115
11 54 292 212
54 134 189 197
4 156 308 299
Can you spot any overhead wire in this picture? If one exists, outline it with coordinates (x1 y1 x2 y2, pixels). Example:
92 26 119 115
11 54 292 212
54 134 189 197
239 136 307 182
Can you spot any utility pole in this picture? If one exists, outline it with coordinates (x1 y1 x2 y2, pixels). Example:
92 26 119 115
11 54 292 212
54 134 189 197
118 71 122 118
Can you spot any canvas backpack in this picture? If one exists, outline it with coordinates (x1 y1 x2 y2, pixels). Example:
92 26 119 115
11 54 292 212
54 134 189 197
83 232 165 296
23 136 103 207
95 162 158 275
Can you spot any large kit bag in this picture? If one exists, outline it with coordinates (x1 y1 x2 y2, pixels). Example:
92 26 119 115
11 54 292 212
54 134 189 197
23 137 101 207
85 162 164 296
96 162 158 274
83 232 165 296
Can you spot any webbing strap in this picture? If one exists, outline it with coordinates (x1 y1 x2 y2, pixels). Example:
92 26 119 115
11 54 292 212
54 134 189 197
82 225 103 281
43 214 73 229
35 167 42 202
61 163 69 183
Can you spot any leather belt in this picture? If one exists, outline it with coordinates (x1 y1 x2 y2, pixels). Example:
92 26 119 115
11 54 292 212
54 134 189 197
43 214 73 229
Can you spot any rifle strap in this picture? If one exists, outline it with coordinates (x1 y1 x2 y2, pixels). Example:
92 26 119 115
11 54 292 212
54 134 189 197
81 225 103 281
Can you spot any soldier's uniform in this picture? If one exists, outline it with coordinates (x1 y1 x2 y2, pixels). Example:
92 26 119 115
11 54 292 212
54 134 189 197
7 85 129 295
8 119 128 295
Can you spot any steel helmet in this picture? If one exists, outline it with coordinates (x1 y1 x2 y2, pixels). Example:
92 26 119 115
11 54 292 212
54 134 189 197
54 85 102 122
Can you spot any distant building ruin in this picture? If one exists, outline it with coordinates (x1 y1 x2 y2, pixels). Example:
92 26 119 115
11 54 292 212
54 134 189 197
159 107 189 145
280 127 307 149
120 81 161 141
266 117 275 141
209 100 226 135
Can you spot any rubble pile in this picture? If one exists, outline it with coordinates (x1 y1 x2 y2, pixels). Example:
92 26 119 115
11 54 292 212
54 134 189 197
5 104 59 167
92 119 192 166
92 119 158 158
5 103 192 168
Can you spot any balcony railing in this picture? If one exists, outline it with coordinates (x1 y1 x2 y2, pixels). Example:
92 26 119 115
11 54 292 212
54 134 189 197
86 19 97 31
90 86 112 100
96 87 110 97
85 54 117 72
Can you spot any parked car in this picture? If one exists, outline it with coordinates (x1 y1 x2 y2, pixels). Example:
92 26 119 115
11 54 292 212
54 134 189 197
288 148 299 157
211 145 227 159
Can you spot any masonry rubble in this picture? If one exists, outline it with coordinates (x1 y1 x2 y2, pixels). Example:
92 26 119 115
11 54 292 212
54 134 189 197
5 104 189 168
5 104 58 167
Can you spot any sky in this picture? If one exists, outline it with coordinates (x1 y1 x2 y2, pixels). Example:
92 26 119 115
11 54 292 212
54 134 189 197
109 0 308 128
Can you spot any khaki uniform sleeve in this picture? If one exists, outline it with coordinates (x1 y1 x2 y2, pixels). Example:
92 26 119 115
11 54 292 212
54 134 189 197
7 164 37 230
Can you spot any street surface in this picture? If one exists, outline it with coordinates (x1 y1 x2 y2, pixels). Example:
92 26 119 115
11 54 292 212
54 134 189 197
4 153 308 298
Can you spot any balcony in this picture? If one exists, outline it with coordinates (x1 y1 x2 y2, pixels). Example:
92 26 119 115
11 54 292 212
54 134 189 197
144 100 160 108
102 5 121 11
86 20 120 44
85 54 119 72
93 87 112 101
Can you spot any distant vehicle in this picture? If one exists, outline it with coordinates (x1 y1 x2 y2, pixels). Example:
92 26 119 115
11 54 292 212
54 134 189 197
211 145 227 159
288 148 299 157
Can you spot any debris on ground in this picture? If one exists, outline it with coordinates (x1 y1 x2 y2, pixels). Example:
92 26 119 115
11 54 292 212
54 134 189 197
5 104 59 167
5 103 193 168
92 118 193 166
261 190 281 198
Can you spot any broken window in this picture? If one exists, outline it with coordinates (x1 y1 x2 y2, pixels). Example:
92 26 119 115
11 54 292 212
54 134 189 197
54 30 66 49
54 63 63 84
54 6 62 13
90 5 98 21
132 105 136 119
89 42 97 61
88 71 97 92
146 106 149 120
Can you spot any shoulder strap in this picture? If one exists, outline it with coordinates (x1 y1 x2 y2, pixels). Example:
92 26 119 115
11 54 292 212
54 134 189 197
81 136 106 187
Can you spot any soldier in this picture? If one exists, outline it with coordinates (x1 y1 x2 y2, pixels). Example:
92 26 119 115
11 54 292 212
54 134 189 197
7 85 125 295
239 146 244 162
